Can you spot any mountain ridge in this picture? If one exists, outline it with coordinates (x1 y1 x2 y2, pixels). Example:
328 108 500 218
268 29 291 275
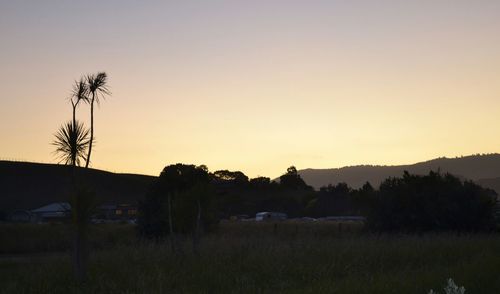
297 154 500 190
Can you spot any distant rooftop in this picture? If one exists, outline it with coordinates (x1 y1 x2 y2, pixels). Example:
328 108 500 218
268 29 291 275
31 202 70 213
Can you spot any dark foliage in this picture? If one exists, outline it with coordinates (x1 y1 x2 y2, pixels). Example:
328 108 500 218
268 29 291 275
309 183 355 217
86 72 110 104
138 164 218 238
214 167 314 219
279 166 312 190
213 170 249 186
366 171 497 232
85 71 110 168
350 182 376 215
52 121 90 166
249 177 272 188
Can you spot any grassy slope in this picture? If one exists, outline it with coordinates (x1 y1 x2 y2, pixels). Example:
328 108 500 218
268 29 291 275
0 161 155 212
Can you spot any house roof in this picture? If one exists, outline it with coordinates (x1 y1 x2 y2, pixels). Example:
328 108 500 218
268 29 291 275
31 202 71 213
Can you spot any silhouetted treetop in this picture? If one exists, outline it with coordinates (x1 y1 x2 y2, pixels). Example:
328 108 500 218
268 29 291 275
86 72 110 104
158 164 211 193
280 166 312 190
212 170 249 185
368 171 497 232
249 177 273 189
138 163 217 238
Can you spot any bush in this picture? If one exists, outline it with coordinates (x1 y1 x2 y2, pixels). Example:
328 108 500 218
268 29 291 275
366 171 497 232
137 164 218 238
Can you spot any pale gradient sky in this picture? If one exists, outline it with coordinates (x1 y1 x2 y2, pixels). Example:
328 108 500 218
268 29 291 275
1 0 500 178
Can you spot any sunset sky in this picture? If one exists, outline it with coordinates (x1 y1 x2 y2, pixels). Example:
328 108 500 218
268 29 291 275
1 1 500 178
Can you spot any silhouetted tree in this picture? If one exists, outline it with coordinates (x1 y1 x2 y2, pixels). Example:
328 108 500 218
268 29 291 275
279 166 311 190
249 176 272 189
351 182 376 215
138 164 218 239
52 72 109 283
311 183 353 217
52 119 92 282
85 72 110 168
367 171 497 232
213 170 249 186
213 167 315 218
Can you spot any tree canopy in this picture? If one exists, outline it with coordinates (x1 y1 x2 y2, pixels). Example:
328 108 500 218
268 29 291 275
279 166 312 190
366 171 497 232
138 164 217 238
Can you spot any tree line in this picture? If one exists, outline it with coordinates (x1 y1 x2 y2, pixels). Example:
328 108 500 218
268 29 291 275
138 164 498 238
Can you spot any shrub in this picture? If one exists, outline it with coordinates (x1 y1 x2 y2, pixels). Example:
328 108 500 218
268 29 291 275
137 164 218 238
367 171 496 232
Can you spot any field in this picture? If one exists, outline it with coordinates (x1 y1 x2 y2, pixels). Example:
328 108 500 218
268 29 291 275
1 222 500 293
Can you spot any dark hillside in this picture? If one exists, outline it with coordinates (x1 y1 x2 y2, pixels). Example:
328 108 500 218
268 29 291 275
476 177 500 195
298 154 500 190
0 161 155 213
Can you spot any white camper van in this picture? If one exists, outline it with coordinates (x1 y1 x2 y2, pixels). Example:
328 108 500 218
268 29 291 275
255 212 287 221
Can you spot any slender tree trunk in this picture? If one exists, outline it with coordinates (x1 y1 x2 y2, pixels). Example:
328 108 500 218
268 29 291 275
72 93 90 282
72 104 76 129
85 94 95 168
72 176 89 283
196 199 201 235
193 198 202 255
71 102 77 165
73 208 89 283
168 194 174 235
168 193 175 253
73 220 87 283
70 161 87 283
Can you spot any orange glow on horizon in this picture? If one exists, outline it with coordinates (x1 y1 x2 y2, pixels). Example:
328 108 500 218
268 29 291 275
1 1 500 179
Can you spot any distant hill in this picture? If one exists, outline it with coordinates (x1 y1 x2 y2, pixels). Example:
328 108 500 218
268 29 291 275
0 161 156 213
298 154 500 192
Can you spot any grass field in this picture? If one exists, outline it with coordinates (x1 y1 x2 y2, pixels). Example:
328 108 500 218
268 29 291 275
1 222 499 293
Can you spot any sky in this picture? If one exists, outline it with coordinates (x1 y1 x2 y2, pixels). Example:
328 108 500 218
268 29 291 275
1 0 500 178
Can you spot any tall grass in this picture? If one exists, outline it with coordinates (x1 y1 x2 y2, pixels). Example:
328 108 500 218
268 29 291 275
1 223 500 293
0 223 136 254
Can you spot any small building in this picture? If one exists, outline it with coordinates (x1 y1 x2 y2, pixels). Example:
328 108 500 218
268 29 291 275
31 202 71 223
114 204 137 219
255 212 287 221
93 203 137 222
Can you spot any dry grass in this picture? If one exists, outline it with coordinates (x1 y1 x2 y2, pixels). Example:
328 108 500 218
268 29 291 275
1 222 499 293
